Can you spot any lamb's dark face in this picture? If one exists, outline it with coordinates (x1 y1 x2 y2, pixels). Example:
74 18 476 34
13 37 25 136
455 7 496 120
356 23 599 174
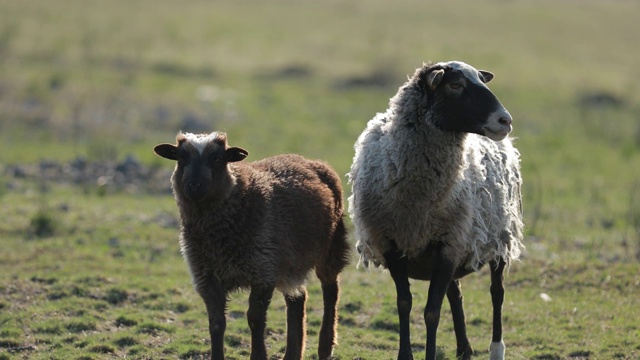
153 132 248 203
426 61 512 141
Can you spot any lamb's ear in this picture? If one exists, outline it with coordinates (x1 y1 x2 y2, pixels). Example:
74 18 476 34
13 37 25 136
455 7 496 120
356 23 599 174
154 144 178 160
426 69 445 89
479 70 494 83
225 147 249 162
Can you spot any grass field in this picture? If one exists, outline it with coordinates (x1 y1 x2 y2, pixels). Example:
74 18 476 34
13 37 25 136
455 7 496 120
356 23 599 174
1 0 640 359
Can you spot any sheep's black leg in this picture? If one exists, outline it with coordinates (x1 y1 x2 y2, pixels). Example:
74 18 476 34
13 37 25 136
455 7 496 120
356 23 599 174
424 245 455 360
247 285 275 360
489 258 506 360
447 279 473 360
384 249 414 360
283 289 307 360
198 278 228 360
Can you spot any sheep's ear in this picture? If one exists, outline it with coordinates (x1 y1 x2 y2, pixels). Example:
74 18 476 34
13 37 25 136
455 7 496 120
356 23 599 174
426 69 445 89
154 144 178 160
479 70 494 83
226 147 249 162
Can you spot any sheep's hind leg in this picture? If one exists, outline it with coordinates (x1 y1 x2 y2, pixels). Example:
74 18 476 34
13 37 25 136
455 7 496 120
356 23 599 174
424 245 455 360
384 249 414 360
247 285 275 360
283 289 307 360
447 279 473 360
489 258 506 360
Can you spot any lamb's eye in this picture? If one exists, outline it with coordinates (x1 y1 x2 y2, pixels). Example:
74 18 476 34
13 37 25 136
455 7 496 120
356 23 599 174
448 82 463 90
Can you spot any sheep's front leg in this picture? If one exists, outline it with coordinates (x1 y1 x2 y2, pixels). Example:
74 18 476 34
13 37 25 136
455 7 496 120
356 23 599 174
284 289 307 360
247 285 275 360
447 279 473 360
197 278 228 360
384 249 414 360
424 245 455 360
489 258 506 360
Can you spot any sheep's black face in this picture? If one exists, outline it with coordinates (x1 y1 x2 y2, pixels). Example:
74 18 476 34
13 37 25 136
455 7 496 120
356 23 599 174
425 61 512 141
154 132 248 204
176 146 224 202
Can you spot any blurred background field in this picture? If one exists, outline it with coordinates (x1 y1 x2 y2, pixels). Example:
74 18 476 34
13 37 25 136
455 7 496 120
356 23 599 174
1 0 639 359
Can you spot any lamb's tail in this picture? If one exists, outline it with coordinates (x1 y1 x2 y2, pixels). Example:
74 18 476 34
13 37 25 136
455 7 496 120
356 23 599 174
310 161 344 219
317 219 350 282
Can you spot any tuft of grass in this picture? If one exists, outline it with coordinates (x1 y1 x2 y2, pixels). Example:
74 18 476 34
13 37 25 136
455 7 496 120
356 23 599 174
114 315 138 327
33 323 63 335
88 344 115 354
65 320 97 333
113 336 138 347
136 322 175 335
28 209 58 238
104 288 129 305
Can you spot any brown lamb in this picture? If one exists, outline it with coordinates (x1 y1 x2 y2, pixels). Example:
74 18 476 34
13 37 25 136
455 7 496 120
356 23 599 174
154 131 350 360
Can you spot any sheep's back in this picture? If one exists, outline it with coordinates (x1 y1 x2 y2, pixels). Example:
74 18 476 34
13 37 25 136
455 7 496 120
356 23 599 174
251 154 343 235
181 154 343 296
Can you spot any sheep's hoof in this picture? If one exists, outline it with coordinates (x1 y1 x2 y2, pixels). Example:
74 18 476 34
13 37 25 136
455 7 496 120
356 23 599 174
456 344 473 360
489 340 505 360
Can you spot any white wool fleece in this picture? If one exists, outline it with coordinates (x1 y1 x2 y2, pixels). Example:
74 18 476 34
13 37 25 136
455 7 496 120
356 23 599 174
348 106 524 270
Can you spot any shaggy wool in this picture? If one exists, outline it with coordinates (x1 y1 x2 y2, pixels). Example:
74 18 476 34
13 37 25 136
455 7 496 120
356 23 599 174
348 65 524 271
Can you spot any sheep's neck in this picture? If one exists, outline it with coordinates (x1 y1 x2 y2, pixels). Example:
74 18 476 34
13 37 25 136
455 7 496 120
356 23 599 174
395 124 467 205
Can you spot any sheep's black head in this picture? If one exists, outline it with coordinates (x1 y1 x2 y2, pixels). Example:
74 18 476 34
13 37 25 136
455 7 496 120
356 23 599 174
154 132 248 203
421 61 512 141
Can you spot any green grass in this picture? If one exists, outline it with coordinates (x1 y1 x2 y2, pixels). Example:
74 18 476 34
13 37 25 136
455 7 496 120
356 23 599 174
1 185 639 359
1 0 640 359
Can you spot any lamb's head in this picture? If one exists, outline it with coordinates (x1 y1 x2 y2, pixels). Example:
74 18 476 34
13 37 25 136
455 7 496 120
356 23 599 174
154 132 248 203
421 61 513 141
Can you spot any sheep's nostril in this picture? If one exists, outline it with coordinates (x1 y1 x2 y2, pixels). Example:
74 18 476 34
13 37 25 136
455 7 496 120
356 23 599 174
498 116 512 127
188 182 201 189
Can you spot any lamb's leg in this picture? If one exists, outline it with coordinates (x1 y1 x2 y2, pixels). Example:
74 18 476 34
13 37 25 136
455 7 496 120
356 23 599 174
316 220 349 359
247 285 275 360
384 250 414 360
283 289 307 360
198 279 227 360
424 246 455 360
447 279 473 360
317 279 339 359
489 258 506 360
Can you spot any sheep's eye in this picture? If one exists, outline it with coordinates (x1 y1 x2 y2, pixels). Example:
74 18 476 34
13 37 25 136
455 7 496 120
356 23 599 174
448 81 464 90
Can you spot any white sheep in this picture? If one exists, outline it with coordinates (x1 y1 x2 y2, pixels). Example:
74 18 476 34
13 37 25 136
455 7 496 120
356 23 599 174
348 61 524 360
154 131 351 360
